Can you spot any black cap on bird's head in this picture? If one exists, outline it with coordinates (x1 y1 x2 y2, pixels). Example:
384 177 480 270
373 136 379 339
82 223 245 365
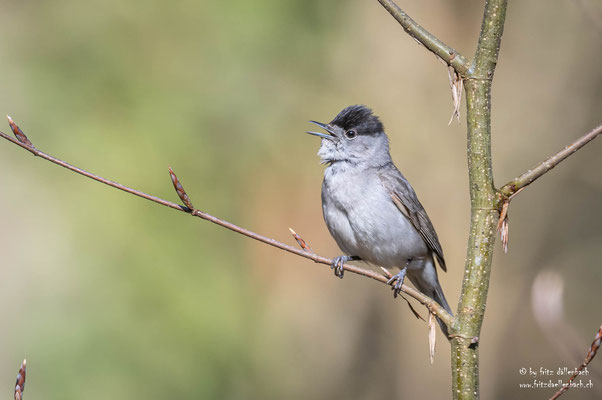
307 105 384 140
307 105 392 166
330 105 384 134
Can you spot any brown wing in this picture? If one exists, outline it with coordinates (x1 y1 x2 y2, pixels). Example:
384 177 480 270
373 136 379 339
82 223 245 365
378 164 447 272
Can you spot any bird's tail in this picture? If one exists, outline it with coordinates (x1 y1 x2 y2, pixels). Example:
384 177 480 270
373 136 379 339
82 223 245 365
431 282 453 339
407 259 453 339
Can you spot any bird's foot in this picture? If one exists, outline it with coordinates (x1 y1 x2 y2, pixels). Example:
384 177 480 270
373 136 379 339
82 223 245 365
387 267 408 298
330 255 360 279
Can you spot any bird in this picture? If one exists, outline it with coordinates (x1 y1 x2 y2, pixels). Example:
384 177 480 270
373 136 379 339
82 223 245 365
307 105 452 336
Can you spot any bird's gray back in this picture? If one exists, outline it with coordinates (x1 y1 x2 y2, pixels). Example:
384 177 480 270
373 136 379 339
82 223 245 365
377 162 446 270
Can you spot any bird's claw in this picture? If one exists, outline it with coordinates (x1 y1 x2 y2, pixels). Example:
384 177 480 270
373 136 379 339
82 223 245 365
331 256 348 279
387 267 408 298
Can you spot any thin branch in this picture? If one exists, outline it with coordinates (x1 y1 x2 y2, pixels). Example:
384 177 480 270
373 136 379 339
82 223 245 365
499 124 602 197
549 324 602 400
376 0 470 77
0 122 454 327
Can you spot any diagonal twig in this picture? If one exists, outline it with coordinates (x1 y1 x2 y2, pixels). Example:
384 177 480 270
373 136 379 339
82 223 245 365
499 124 602 198
291 230 428 324
0 118 455 328
549 324 602 400
376 0 470 77
495 124 602 252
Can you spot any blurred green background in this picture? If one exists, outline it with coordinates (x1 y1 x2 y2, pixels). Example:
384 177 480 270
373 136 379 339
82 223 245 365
1 1 601 399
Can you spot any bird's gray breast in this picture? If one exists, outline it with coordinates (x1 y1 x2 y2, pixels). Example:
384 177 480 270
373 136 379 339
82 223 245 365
321 163 428 268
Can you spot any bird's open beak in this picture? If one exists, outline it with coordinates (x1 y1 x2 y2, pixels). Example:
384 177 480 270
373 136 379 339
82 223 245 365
306 120 335 140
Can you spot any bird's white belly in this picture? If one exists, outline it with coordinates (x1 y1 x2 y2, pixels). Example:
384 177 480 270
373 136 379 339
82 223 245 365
322 166 428 268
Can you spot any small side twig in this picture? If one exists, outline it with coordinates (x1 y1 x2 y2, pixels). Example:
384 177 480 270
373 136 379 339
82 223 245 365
168 167 195 210
549 324 602 400
288 228 313 253
14 359 26 400
495 124 601 252
0 117 455 327
7 116 33 147
499 124 602 198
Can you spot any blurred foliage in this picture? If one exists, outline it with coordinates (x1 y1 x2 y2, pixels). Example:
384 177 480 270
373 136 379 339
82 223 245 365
1 0 601 399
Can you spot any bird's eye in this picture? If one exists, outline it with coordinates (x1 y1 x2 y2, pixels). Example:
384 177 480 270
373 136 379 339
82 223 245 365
345 130 357 139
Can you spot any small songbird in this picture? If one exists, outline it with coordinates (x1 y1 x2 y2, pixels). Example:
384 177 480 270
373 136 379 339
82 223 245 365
307 105 452 335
